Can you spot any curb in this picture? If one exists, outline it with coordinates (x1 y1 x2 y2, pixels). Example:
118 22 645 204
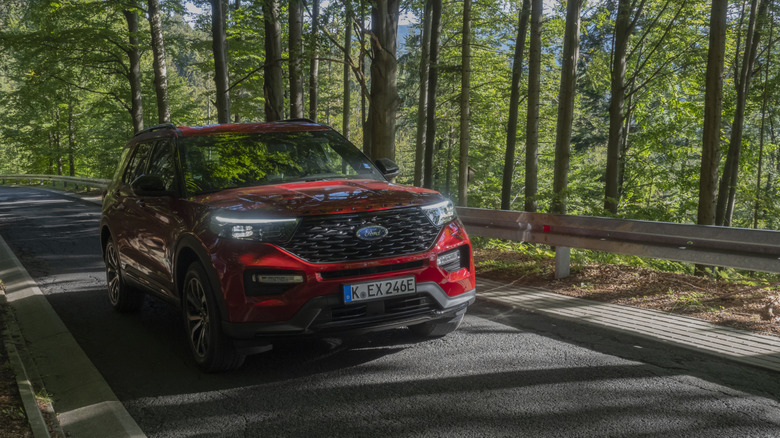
0 236 145 437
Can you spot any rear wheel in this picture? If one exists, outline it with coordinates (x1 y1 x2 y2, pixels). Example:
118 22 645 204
104 239 144 312
182 262 245 372
410 313 464 337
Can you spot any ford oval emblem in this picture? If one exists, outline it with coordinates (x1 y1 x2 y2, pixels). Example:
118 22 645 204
356 225 388 241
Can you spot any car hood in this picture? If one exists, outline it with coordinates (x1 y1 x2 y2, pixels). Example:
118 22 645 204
193 179 446 217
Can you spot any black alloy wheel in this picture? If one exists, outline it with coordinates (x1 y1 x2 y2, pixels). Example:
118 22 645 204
182 262 245 372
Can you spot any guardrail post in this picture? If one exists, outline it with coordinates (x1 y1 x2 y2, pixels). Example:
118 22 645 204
555 247 570 279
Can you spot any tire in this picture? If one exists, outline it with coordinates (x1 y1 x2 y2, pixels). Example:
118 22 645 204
104 239 144 313
410 313 464 337
182 262 245 372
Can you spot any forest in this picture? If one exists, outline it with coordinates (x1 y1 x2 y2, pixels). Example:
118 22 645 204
0 0 778 230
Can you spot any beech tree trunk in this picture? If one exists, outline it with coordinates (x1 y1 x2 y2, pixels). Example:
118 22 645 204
211 0 230 123
288 0 304 119
422 0 442 188
308 0 319 121
500 0 530 211
367 0 400 161
263 0 283 121
457 0 472 207
754 16 774 228
604 0 632 214
551 0 583 215
413 0 433 187
123 8 143 133
147 0 170 124
342 1 353 139
715 0 767 226
524 0 543 213
697 0 728 227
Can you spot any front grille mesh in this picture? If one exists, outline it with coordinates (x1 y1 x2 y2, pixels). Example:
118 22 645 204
280 207 440 263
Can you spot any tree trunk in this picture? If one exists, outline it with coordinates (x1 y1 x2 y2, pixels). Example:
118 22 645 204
211 0 230 123
697 0 727 227
457 0 472 207
422 0 442 188
288 0 304 119
123 8 143 133
147 0 170 124
604 0 632 214
551 0 583 215
263 0 283 121
524 0 543 213
501 0 530 210
715 0 766 226
413 0 433 187
367 0 400 161
67 88 75 176
342 1 353 139
754 14 774 228
308 0 319 121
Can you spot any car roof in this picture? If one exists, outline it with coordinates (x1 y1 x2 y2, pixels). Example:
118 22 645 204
126 120 331 147
177 120 330 137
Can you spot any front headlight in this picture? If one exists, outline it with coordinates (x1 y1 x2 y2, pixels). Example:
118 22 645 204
212 213 300 242
421 200 455 227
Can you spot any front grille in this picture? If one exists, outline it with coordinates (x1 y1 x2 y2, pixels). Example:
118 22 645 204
313 295 436 329
320 260 427 280
280 207 440 263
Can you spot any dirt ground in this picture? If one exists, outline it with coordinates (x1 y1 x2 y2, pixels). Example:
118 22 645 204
0 307 33 437
475 248 780 338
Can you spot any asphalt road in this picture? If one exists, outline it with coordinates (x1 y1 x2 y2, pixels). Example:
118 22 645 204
2 185 780 437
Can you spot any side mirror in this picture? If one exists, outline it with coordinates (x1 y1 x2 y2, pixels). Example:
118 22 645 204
374 158 400 179
131 175 173 197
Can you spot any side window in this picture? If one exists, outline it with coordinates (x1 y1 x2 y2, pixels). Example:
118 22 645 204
122 142 154 184
146 140 176 191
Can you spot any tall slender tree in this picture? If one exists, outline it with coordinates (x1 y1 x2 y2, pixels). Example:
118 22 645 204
147 0 170 123
211 0 230 123
524 0 543 213
422 0 442 188
604 0 634 214
501 0 531 210
289 0 304 119
457 0 472 206
715 0 768 226
367 0 400 160
413 0 433 187
697 0 728 227
122 7 143 133
263 0 283 121
343 1 353 139
551 0 583 215
308 0 319 121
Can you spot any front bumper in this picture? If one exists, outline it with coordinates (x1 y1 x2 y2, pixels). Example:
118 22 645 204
222 282 476 340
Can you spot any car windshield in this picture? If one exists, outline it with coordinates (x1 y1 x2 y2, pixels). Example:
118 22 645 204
178 130 384 195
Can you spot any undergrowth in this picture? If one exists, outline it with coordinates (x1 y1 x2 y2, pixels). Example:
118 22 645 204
471 237 780 287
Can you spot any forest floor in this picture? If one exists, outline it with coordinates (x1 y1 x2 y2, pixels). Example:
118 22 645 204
474 248 780 338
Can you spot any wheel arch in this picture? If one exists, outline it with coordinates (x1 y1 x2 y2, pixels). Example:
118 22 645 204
174 235 229 321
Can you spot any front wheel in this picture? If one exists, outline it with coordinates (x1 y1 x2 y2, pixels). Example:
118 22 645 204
104 239 144 312
182 262 245 372
410 313 464 337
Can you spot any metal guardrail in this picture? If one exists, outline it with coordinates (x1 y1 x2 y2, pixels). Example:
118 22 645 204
457 207 780 278
0 174 110 190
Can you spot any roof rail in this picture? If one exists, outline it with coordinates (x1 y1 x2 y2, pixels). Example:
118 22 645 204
281 118 316 124
136 123 176 136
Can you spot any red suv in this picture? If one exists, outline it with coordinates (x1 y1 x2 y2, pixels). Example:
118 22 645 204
100 121 475 371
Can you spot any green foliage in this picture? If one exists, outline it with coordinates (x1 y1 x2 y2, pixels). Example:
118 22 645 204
0 0 779 243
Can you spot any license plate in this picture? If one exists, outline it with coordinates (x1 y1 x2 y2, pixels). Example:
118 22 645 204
343 276 416 304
